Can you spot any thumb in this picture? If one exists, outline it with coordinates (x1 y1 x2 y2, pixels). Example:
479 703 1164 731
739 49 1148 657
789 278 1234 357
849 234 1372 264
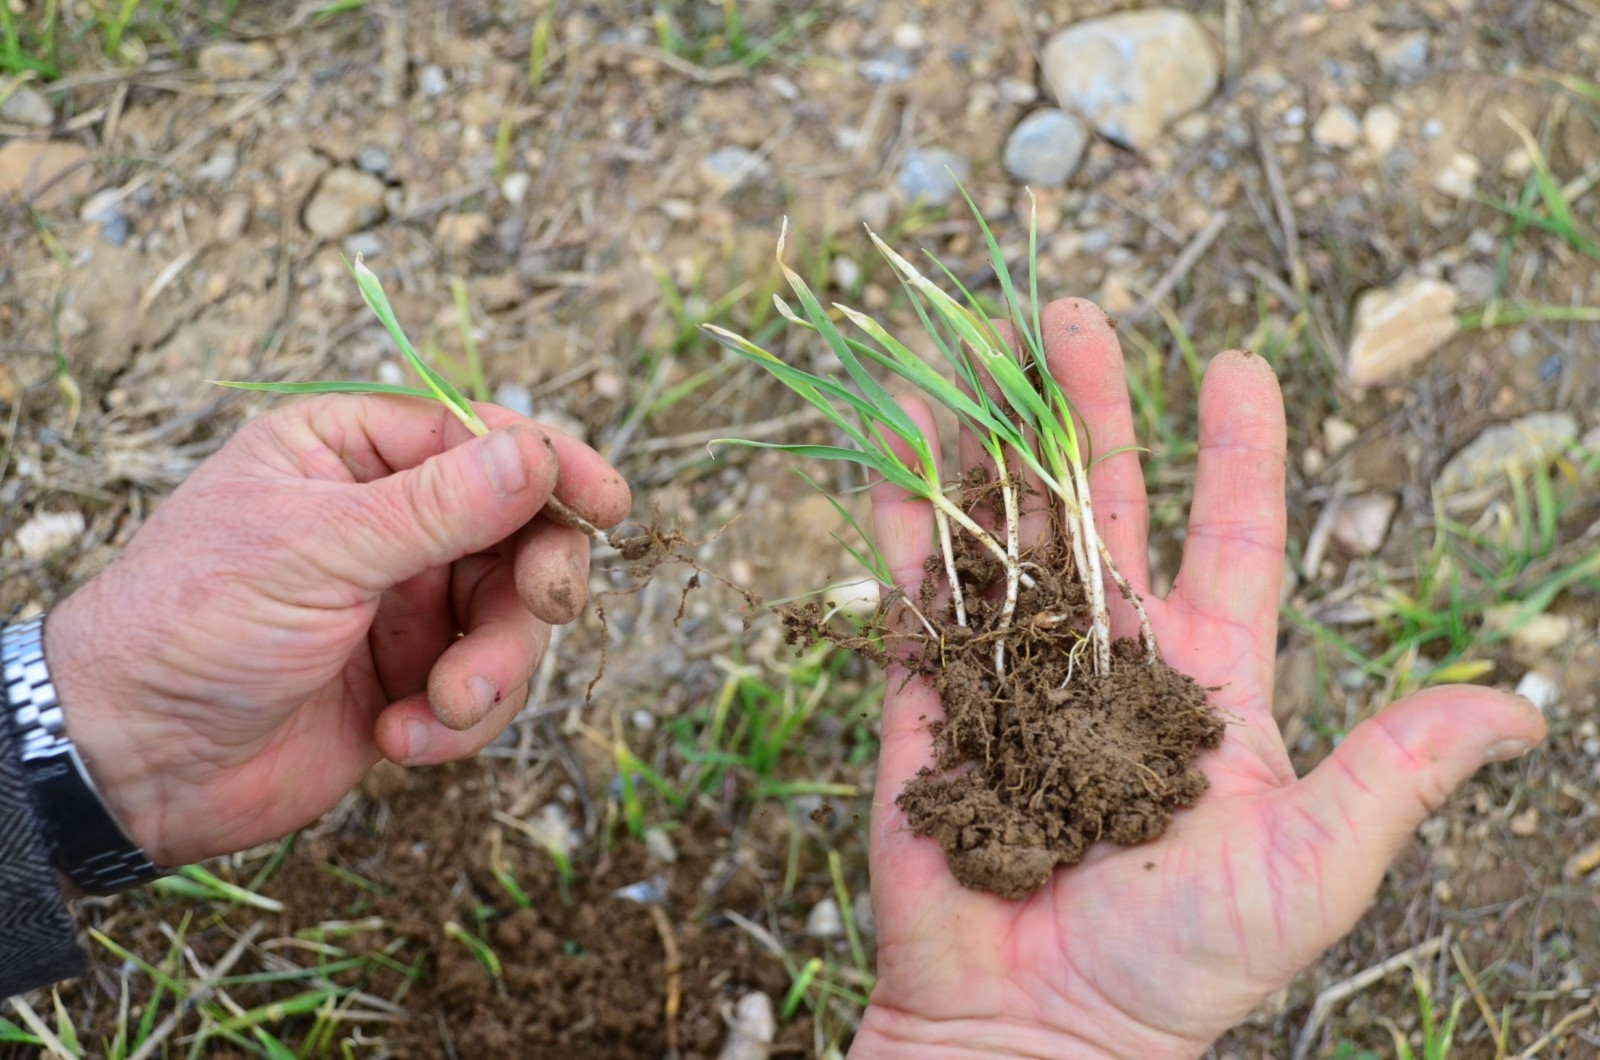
1283 685 1546 928
336 426 559 588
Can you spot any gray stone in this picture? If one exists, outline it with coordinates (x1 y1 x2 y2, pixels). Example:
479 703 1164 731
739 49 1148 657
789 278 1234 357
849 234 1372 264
699 146 772 191
355 145 391 177
418 64 448 98
1375 32 1429 82
1346 276 1459 386
494 382 535 418
0 86 54 127
1437 412 1580 497
860 55 915 83
897 147 970 205
303 168 387 239
1041 9 1220 150
194 145 238 184
1003 109 1088 187
197 41 277 80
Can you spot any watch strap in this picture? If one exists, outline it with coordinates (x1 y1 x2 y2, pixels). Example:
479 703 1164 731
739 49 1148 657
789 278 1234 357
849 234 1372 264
2 615 166 896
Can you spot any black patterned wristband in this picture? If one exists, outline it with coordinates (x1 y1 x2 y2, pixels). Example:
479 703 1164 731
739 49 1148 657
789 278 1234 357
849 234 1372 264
2 615 167 896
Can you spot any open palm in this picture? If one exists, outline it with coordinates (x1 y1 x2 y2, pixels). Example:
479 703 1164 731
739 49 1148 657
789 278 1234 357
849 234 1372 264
851 299 1545 1058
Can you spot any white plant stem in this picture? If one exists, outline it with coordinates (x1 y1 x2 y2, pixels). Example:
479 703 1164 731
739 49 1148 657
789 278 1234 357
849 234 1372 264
1095 536 1159 662
1067 458 1113 677
995 463 1022 681
930 492 1035 590
933 507 969 628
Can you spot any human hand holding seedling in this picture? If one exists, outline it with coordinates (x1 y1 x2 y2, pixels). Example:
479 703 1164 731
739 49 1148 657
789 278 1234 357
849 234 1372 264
849 299 1547 1058
38 267 630 868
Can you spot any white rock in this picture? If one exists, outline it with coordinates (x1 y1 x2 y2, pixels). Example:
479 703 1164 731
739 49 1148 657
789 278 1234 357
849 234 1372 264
377 361 405 387
0 85 54 127
1312 104 1361 150
1041 9 1220 150
830 255 861 292
194 145 238 183
1431 151 1481 200
1329 494 1397 556
1002 108 1089 187
1322 416 1359 455
717 992 776 1060
805 897 844 938
998 77 1039 106
14 509 85 561
197 41 277 80
1436 412 1579 497
644 828 678 865
418 64 448 98
303 168 387 239
1346 276 1460 387
500 171 531 207
1362 104 1402 156
1514 671 1560 712
891 23 926 50
217 195 251 241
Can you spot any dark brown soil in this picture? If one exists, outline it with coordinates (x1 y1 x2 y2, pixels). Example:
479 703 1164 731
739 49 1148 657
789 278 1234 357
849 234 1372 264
804 519 1222 901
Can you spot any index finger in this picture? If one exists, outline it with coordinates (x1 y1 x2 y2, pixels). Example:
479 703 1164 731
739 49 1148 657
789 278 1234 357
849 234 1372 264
245 394 632 529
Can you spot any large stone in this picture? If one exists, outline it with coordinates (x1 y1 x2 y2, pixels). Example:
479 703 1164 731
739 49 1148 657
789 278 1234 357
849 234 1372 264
1041 10 1220 150
1436 412 1579 497
197 40 277 80
1003 108 1089 187
716 992 776 1060
0 140 93 210
1346 277 1459 386
303 168 387 239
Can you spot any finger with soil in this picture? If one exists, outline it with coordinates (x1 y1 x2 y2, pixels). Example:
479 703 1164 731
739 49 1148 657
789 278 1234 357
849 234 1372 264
513 516 591 625
1040 298 1153 633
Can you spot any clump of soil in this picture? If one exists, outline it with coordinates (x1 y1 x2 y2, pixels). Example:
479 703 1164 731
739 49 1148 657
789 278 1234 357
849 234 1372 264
792 511 1222 901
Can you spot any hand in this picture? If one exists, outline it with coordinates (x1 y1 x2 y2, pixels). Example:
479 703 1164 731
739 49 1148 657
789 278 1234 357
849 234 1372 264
851 299 1546 1057
44 396 629 868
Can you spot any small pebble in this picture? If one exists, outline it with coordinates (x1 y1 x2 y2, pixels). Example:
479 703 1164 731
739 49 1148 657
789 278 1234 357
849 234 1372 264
717 992 776 1060
1002 109 1088 188
644 828 678 865
897 147 970 206
1362 104 1402 156
418 64 448 98
1311 104 1361 150
494 382 535 418
805 897 844 938
830 255 861 292
14 509 85 561
377 361 405 386
194 145 238 183
1514 671 1559 712
355 145 391 177
501 171 531 207
698 146 772 192
612 874 669 905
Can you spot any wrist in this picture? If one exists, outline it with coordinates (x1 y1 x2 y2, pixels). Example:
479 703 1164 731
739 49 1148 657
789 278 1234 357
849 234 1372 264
851 1004 1206 1060
38 584 172 866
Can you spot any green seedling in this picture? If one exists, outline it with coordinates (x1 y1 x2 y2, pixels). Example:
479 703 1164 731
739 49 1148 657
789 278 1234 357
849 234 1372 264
213 257 613 544
444 921 503 981
709 188 1158 683
151 863 284 912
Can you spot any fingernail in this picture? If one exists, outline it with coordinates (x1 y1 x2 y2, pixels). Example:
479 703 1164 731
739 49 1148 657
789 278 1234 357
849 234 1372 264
1485 738 1532 762
404 719 432 763
467 675 497 717
480 430 529 498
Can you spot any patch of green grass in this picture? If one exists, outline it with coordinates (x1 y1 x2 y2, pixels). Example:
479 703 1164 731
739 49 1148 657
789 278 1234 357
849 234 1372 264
0 0 213 77
1384 971 1465 1060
